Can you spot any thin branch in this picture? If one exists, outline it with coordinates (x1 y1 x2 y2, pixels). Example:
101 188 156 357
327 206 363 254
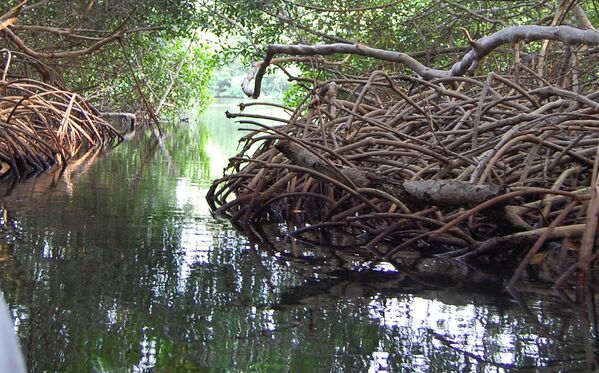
2 27 124 59
573 4 596 30
0 1 26 23
441 0 506 26
155 33 197 116
211 11 260 56
280 0 406 13
11 24 162 41
262 9 352 44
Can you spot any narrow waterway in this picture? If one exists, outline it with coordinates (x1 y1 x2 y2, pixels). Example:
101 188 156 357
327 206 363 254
0 99 596 372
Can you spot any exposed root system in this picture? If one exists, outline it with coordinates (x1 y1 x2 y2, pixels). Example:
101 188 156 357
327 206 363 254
208 70 599 293
0 50 122 179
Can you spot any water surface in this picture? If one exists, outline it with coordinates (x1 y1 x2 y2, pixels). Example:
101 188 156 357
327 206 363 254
0 98 596 372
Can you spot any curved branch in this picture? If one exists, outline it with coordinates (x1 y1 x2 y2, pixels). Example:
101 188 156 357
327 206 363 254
2 27 124 59
573 4 596 30
280 0 406 13
244 25 599 98
0 1 25 23
10 24 161 41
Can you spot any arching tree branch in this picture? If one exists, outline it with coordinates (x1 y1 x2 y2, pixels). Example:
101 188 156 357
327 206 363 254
244 25 599 98
2 27 125 59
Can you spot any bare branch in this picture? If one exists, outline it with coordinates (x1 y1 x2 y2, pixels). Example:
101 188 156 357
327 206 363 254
2 27 124 59
0 1 26 23
280 0 406 13
573 4 595 30
244 25 599 98
11 24 162 41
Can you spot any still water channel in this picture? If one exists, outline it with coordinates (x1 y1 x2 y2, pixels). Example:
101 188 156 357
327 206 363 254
0 99 596 372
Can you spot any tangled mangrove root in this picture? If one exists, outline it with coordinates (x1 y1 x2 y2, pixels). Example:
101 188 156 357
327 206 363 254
208 69 599 294
0 50 122 180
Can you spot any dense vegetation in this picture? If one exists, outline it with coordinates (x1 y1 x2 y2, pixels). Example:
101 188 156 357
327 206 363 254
0 0 215 114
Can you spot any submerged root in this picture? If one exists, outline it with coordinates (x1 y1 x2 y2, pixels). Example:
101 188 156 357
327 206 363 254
208 68 599 293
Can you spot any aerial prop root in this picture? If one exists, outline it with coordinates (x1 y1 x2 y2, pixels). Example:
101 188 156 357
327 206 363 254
0 50 122 179
210 37 599 290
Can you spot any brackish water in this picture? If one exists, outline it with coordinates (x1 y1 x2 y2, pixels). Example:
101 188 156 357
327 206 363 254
0 99 597 372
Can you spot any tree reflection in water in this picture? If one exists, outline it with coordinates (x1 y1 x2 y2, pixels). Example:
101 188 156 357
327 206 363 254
0 99 595 372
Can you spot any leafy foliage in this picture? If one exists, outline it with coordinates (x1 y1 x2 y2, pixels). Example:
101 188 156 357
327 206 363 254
1 0 216 115
198 1 558 60
71 35 216 114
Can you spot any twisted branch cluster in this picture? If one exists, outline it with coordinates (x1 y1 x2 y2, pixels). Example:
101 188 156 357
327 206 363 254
209 66 599 291
0 50 122 179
